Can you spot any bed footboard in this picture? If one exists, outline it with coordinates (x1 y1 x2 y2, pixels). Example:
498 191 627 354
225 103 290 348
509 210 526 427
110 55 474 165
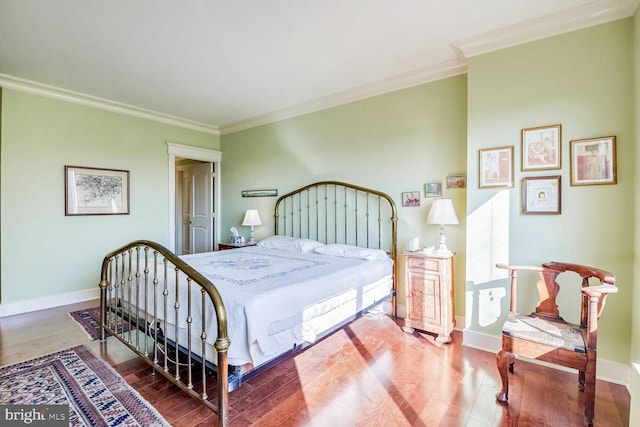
98 240 230 427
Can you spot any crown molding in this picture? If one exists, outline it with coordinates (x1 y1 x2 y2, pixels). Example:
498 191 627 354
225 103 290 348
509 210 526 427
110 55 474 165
220 58 467 135
453 0 637 60
0 73 220 135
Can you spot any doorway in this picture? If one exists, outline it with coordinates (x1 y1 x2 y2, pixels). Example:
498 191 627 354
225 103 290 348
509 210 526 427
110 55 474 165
167 142 222 254
175 160 213 255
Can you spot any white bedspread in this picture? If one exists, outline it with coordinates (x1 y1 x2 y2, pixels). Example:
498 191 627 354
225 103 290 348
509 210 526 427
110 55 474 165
134 246 393 366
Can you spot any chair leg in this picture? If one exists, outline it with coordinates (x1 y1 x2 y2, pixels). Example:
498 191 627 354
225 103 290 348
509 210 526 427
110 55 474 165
584 361 596 425
495 350 515 404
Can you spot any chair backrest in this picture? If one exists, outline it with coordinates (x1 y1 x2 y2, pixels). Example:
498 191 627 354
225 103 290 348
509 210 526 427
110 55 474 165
542 262 616 328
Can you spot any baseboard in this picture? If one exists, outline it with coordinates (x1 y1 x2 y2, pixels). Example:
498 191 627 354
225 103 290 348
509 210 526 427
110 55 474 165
629 364 640 424
0 288 99 318
462 328 630 388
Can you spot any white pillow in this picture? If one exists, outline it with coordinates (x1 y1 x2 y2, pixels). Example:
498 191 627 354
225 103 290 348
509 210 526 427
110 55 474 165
257 235 325 252
313 244 389 260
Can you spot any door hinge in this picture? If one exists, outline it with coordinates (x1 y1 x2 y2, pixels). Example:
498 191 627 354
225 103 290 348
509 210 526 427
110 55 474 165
211 212 216 219
210 172 216 178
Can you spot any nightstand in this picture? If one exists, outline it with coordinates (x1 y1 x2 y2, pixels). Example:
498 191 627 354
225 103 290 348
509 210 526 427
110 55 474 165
402 251 455 343
218 242 257 251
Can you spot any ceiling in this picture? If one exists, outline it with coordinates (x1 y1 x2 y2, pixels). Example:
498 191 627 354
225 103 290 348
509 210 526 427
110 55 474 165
0 0 637 135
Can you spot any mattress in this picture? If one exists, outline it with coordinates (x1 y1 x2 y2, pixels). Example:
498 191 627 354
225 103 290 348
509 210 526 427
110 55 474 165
118 245 393 367
168 275 392 367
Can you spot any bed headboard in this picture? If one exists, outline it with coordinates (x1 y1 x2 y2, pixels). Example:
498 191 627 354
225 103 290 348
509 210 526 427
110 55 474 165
274 181 398 262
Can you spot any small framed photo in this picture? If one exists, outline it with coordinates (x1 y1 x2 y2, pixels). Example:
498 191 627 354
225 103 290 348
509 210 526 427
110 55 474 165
65 165 130 216
241 189 278 197
446 175 466 189
570 136 617 186
522 124 561 171
402 191 421 207
424 182 442 197
522 175 561 215
479 146 514 188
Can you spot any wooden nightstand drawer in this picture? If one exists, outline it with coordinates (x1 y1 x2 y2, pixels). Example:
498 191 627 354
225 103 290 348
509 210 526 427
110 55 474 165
407 256 440 272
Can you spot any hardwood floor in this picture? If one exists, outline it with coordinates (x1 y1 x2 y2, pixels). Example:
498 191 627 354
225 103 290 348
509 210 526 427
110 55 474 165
0 301 630 426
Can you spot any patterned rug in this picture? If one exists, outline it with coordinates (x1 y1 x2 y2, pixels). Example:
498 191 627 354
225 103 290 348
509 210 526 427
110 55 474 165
0 345 169 427
69 306 130 341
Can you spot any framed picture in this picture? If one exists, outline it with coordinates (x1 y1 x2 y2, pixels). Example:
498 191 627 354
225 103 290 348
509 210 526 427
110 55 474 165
242 189 278 197
424 182 442 197
65 166 130 216
521 124 562 171
446 175 466 189
402 191 420 207
570 136 617 186
479 146 514 188
522 175 561 215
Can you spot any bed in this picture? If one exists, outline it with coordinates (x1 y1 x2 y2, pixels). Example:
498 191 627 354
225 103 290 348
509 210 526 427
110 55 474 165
98 181 398 426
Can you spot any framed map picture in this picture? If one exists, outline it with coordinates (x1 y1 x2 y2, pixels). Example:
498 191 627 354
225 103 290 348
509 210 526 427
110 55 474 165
65 165 130 215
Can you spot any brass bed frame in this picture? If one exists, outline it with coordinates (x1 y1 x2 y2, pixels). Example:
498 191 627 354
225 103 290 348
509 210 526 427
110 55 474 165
98 181 397 426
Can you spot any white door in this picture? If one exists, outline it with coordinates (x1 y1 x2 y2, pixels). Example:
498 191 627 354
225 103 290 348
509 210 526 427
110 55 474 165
177 161 214 254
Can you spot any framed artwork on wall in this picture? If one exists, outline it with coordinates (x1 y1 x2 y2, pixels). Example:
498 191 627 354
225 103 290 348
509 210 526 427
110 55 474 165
521 124 562 171
479 146 514 188
446 175 466 189
242 189 278 197
65 165 130 216
402 191 421 207
522 175 561 215
424 182 442 197
570 136 617 186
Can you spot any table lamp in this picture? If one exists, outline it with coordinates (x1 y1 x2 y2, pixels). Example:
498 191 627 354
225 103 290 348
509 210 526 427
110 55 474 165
426 199 459 255
242 209 262 244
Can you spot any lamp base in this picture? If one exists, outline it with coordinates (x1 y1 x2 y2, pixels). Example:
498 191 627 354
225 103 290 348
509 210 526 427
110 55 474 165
436 225 453 255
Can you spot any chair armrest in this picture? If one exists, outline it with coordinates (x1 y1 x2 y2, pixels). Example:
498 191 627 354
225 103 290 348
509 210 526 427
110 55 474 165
582 284 617 322
581 284 618 297
496 263 544 273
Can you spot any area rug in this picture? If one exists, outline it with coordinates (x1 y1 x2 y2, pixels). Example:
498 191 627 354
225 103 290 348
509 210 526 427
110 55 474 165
69 306 130 341
0 345 169 427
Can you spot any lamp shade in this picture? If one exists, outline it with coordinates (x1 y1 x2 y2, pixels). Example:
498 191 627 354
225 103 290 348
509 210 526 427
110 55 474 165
426 199 459 225
242 209 262 226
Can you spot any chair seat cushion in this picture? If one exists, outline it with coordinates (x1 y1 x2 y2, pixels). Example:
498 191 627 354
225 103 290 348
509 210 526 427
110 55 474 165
503 313 586 353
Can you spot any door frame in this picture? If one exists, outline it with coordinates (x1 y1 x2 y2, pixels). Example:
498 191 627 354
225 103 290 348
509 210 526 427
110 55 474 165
167 142 222 252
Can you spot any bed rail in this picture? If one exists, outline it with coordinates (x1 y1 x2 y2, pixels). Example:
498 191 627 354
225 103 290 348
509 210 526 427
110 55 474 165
98 239 230 427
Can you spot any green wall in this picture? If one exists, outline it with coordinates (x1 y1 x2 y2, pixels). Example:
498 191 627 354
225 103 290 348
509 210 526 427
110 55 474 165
466 19 634 364
221 75 468 312
0 89 219 303
630 5 640 425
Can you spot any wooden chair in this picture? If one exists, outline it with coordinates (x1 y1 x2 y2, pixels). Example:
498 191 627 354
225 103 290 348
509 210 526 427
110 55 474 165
494 262 617 425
